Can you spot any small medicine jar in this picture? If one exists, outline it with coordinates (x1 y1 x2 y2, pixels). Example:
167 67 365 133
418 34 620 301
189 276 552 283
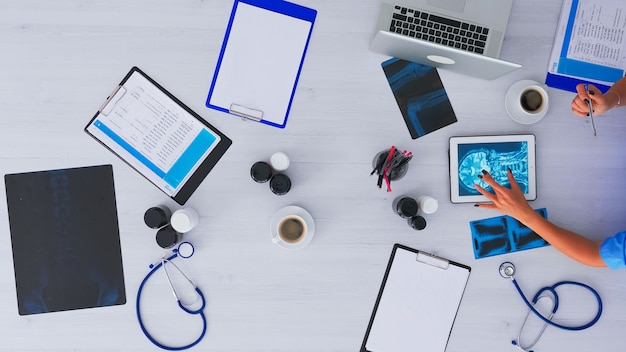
393 196 418 219
156 224 182 249
250 161 273 183
144 206 171 229
408 215 427 231
270 174 291 195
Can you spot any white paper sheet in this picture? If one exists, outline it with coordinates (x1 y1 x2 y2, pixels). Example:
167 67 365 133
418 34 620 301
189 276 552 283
208 2 313 126
365 248 470 352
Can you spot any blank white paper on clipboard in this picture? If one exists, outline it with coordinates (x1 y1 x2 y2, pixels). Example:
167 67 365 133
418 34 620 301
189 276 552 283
361 244 471 352
206 0 317 128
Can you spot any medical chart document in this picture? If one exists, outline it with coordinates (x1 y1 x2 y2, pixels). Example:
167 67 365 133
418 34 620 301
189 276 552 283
360 244 471 352
86 67 231 204
547 0 626 92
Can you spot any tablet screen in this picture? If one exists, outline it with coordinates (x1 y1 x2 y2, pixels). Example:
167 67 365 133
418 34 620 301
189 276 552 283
449 135 536 203
86 68 231 204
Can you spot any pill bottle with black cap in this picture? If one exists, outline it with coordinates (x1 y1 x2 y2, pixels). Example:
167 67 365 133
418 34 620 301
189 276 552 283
144 206 171 229
269 173 291 195
156 224 182 249
392 196 418 219
250 161 273 183
408 215 427 230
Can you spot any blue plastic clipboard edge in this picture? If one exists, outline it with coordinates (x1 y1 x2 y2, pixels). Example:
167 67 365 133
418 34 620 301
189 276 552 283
545 73 611 94
205 0 317 129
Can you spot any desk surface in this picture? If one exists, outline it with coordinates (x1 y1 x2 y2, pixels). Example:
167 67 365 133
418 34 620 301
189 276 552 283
1 1 625 351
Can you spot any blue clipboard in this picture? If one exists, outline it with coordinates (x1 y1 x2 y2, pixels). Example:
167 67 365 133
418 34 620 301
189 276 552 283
205 0 317 128
545 0 623 93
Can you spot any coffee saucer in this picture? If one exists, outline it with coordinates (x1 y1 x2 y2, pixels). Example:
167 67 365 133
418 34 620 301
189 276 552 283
270 205 315 250
505 79 548 125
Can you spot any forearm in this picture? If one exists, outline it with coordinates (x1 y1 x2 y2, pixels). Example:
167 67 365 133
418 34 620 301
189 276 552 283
517 211 606 267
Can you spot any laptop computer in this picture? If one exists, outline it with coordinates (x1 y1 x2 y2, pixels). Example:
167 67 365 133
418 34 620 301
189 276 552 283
370 0 521 80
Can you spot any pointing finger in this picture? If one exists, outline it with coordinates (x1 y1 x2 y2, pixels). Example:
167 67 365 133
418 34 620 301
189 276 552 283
507 169 521 192
478 170 504 192
474 183 496 202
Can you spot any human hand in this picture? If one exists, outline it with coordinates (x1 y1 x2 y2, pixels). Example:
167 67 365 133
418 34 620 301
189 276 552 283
473 169 535 222
571 83 611 117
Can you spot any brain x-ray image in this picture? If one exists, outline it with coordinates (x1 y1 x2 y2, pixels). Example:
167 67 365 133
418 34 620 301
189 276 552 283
457 141 528 196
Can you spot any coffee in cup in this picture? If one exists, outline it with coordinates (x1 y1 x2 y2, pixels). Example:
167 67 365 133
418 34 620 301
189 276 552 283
505 80 549 125
520 87 545 114
274 215 307 244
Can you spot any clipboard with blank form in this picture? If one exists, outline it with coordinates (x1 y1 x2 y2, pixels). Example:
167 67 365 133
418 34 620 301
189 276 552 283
85 67 232 205
361 244 471 352
205 0 317 128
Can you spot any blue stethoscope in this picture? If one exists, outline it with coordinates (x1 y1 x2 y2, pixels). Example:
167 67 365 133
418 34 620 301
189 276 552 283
499 262 602 352
136 242 207 351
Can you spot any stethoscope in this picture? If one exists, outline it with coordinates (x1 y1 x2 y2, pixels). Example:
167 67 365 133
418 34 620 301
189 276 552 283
499 262 603 352
136 242 207 351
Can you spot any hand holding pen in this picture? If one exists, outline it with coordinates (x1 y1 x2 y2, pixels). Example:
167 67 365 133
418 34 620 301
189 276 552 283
571 83 612 120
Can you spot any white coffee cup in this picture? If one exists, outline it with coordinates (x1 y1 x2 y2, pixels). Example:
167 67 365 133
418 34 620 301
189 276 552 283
418 195 439 215
505 80 549 124
170 208 199 233
272 214 307 244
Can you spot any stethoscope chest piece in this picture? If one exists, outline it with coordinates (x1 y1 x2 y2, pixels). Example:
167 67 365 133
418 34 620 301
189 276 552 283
499 262 515 279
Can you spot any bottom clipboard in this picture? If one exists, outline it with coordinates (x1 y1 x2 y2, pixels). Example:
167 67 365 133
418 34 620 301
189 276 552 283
361 244 471 352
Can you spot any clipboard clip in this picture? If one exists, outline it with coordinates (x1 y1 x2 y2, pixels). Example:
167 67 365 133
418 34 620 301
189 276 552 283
98 85 127 116
229 104 263 122
416 251 450 270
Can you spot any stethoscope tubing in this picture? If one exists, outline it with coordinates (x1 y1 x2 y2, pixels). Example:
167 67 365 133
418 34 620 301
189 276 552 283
136 252 207 351
511 277 602 331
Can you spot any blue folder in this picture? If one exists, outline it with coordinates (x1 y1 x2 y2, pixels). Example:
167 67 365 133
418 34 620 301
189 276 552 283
206 0 317 128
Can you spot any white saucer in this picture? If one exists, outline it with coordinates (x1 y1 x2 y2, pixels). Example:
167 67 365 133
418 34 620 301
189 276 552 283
505 80 548 125
270 206 315 250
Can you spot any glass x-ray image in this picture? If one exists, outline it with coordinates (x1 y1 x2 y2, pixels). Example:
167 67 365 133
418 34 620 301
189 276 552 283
457 141 529 196
470 208 549 259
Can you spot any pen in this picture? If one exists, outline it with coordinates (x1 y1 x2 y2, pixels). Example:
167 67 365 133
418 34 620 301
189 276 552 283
584 84 597 137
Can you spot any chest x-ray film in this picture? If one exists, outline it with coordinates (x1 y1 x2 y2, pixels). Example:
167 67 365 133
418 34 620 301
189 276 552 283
5 165 126 315
449 135 536 203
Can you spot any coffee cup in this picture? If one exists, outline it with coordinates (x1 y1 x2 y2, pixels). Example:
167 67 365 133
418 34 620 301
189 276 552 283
273 214 307 244
505 80 549 124
270 206 315 250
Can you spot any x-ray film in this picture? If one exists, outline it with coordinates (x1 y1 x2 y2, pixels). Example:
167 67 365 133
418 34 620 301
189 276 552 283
470 208 549 259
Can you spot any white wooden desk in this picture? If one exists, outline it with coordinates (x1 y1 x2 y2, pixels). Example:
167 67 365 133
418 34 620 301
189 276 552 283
1 1 625 351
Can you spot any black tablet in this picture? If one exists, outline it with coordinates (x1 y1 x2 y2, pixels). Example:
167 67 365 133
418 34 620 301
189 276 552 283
85 67 232 204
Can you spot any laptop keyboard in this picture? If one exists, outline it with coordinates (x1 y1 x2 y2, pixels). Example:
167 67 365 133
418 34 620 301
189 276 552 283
390 4 489 55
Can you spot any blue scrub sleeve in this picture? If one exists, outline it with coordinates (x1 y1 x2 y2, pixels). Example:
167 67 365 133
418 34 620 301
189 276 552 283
599 231 626 269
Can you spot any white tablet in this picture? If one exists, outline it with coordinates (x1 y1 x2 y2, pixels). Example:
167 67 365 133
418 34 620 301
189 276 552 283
449 135 536 204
